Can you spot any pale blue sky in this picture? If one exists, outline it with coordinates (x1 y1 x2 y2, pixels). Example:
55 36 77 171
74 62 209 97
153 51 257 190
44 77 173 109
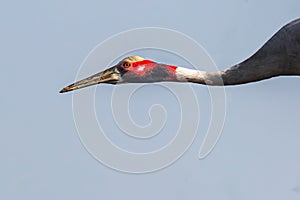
1 0 300 199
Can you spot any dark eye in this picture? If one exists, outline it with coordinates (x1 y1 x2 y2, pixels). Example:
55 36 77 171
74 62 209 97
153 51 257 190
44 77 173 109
123 62 131 68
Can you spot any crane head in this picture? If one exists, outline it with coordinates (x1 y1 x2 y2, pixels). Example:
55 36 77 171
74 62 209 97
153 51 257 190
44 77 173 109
59 56 178 93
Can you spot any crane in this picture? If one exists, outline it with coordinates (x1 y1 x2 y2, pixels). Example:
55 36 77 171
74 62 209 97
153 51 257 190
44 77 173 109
60 18 300 93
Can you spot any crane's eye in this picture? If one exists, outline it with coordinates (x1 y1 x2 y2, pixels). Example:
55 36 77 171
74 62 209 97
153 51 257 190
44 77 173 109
123 62 131 68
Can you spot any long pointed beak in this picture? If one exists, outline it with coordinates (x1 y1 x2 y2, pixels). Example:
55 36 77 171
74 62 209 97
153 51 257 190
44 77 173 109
59 67 120 93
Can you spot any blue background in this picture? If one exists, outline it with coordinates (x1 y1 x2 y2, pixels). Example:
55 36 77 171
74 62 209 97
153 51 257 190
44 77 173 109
1 0 300 199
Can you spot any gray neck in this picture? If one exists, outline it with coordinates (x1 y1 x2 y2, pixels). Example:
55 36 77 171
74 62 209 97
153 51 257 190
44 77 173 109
177 18 300 86
177 62 300 86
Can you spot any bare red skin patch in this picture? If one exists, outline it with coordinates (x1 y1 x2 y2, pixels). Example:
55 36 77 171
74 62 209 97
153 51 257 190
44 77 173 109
121 60 178 82
130 60 156 76
165 65 177 81
131 61 177 76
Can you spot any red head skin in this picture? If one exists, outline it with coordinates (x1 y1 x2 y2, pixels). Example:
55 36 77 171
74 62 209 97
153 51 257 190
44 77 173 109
118 59 178 83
